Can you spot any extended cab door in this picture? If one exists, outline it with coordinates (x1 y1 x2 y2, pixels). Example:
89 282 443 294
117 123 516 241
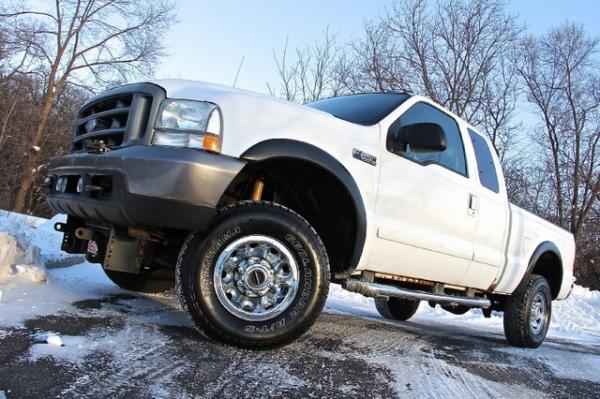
369 100 478 286
459 128 509 289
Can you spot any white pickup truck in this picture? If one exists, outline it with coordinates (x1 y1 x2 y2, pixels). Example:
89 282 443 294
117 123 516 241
45 79 575 349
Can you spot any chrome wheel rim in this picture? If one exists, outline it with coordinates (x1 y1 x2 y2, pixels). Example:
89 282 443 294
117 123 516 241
213 235 299 321
529 292 547 335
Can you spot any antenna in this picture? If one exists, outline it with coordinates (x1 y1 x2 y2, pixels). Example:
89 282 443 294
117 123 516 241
233 56 245 87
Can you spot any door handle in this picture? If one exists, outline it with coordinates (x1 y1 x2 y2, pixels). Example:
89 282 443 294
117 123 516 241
468 193 478 215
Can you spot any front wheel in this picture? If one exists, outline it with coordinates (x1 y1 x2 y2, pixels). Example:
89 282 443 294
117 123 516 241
176 201 330 349
503 274 552 348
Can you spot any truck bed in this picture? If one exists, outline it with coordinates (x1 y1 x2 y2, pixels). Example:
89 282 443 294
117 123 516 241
493 204 575 298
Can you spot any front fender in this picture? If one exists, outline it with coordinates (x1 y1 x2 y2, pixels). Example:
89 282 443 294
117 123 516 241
241 139 367 272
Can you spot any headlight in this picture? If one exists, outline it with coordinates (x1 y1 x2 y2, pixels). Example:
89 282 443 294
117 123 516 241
153 99 222 152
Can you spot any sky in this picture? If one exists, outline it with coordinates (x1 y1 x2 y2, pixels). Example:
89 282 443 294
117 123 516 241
157 0 600 94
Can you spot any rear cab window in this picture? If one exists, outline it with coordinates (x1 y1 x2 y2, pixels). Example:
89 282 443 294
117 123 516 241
468 128 500 193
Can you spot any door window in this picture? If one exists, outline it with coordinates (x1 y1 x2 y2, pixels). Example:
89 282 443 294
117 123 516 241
388 102 467 176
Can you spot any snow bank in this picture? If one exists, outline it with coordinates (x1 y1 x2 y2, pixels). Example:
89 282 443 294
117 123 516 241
0 210 47 228
0 211 115 327
0 233 18 281
0 231 47 284
0 212 76 306
0 212 83 269
552 285 600 336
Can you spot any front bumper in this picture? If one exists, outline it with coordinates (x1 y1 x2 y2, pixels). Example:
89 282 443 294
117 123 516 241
46 146 246 230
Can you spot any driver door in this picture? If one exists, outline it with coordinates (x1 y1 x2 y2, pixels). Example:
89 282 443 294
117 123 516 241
369 101 478 286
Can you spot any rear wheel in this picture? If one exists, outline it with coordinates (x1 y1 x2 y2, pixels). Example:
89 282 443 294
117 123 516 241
375 297 420 321
503 274 552 348
176 201 330 349
102 269 175 294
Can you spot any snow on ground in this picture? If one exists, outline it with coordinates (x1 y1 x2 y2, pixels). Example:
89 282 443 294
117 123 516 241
0 211 82 270
327 280 600 343
0 212 114 324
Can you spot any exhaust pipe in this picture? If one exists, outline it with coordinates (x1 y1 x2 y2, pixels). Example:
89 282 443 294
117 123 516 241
344 280 491 309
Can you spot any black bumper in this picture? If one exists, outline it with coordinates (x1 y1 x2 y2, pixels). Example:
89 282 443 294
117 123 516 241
46 146 246 230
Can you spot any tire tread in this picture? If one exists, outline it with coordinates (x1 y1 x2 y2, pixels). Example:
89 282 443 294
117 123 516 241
176 200 330 349
503 274 551 348
374 297 419 321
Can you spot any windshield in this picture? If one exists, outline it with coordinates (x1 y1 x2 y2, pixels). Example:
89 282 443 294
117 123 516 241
306 93 411 125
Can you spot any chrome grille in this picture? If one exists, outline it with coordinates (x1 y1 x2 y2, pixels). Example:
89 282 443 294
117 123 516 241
72 93 133 151
70 83 164 152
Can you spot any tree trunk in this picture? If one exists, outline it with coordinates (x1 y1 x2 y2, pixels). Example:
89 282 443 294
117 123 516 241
12 92 55 213
0 95 20 147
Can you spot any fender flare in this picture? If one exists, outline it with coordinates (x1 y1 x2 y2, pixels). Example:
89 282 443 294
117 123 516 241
516 241 562 294
240 139 367 272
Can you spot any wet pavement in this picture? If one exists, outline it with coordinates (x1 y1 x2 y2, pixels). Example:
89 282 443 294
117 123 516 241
1 291 599 398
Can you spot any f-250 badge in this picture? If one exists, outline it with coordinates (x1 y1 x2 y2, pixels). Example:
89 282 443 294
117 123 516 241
353 148 377 166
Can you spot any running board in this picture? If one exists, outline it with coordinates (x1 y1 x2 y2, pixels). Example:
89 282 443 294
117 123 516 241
343 280 491 309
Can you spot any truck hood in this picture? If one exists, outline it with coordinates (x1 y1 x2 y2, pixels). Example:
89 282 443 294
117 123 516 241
151 79 347 127
150 79 378 157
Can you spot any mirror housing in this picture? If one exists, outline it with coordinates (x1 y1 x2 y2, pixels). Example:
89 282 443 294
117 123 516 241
389 122 447 153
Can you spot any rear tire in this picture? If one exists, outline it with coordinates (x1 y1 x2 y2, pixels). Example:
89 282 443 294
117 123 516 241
103 269 175 294
375 297 420 321
503 274 552 348
176 201 330 349
441 304 470 315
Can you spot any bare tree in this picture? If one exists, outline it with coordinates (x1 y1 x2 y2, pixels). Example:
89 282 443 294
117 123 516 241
503 157 556 219
0 75 86 214
0 0 175 213
576 203 600 285
271 1 523 157
517 22 600 284
269 29 345 104
335 0 524 157
0 30 37 90
517 22 600 238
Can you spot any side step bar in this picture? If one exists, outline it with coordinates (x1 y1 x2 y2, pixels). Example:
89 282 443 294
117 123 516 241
343 280 491 309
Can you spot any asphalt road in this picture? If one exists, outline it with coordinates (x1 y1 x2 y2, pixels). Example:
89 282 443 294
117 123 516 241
1 289 599 399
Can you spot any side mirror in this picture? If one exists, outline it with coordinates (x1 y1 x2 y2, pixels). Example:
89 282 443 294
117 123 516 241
389 122 447 153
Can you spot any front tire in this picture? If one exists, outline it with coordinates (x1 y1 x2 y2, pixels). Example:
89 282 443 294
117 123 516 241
503 274 552 348
375 297 420 321
176 201 330 349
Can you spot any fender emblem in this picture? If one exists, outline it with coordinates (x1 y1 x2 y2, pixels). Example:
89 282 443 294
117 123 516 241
353 148 377 166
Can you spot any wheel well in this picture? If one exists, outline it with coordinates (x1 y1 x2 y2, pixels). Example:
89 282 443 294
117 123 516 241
531 251 563 299
219 158 359 280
